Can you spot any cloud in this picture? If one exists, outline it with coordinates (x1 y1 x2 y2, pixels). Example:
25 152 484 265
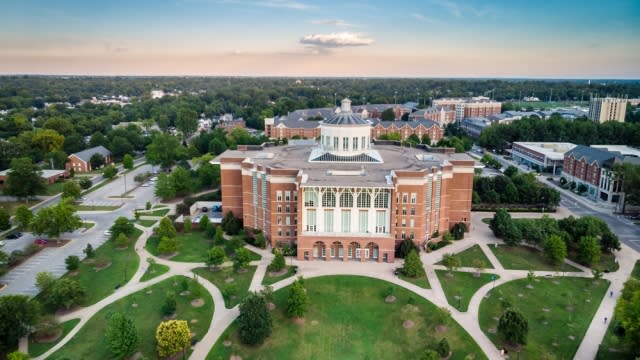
300 32 374 48
411 13 435 23
430 0 495 18
309 19 356 27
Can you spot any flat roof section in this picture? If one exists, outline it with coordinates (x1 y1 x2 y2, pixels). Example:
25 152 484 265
513 142 577 161
590 145 640 158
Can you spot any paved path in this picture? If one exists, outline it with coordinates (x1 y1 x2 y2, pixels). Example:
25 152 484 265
26 207 640 360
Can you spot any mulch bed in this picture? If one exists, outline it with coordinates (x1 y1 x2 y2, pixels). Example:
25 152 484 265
268 268 288 277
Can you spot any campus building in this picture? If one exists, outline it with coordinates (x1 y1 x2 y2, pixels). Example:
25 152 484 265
588 97 628 123
511 142 577 175
408 107 456 126
0 169 68 190
219 99 474 262
432 97 502 122
65 146 113 173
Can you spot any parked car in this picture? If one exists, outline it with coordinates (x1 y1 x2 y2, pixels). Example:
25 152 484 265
34 239 48 245
6 232 23 239
0 240 5 247
104 230 112 237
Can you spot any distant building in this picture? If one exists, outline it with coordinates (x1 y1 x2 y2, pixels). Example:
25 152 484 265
562 146 624 203
433 96 502 122
216 119 246 132
65 146 113 173
0 169 68 190
460 117 492 138
588 97 627 123
409 107 456 126
511 142 577 175
369 119 443 144
151 90 165 99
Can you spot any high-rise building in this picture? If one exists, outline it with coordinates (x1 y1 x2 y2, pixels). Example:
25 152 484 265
432 96 502 122
219 99 474 263
588 97 628 123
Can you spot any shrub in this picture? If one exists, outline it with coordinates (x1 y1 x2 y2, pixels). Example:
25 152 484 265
146 201 152 210
437 338 450 357
65 255 80 271
157 237 178 255
161 292 177 316
238 293 272 345
115 233 129 248
78 177 92 189
199 215 209 232
83 243 95 258
268 251 286 272
498 309 528 345
183 217 192 233
402 250 425 278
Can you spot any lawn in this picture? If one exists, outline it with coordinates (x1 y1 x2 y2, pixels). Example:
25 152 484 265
141 208 170 217
50 276 214 360
140 262 170 282
0 200 40 215
262 265 297 286
479 276 609 359
146 231 262 263
63 228 142 306
632 260 640 279
398 273 431 289
437 244 494 269
207 276 487 360
489 245 581 272
138 219 158 227
193 266 257 308
45 181 66 195
436 270 497 311
29 318 80 357
81 222 95 229
75 204 122 211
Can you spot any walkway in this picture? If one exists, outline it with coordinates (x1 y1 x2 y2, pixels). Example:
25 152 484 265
30 208 640 360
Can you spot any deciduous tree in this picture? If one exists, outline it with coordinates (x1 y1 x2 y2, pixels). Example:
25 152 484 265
154 173 176 201
238 293 272 345
402 249 425 278
146 133 183 169
157 217 177 239
577 236 601 267
123 154 134 170
0 208 9 231
31 198 81 240
286 278 309 318
65 255 80 271
3 157 46 200
62 181 82 199
46 278 86 310
268 250 286 272
498 309 528 345
0 295 40 354
543 234 567 265
106 312 139 360
14 205 32 230
155 320 191 358
110 217 135 239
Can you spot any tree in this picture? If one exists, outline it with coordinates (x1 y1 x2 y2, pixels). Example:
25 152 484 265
14 205 33 230
31 314 61 341
170 166 192 196
110 216 135 239
146 133 183 169
601 231 621 253
437 338 450 357
31 198 81 240
65 255 80 271
161 292 177 316
46 278 87 310
498 309 528 345
381 108 396 121
123 154 134 170
402 249 425 278
7 352 30 360
214 226 225 245
234 248 251 270
103 165 117 179
154 173 176 201
155 320 191 358
0 208 9 231
32 129 64 153
615 278 640 354
613 162 640 213
176 108 198 137
106 312 139 360
84 243 95 258
35 271 56 294
62 181 82 200
490 209 512 238
442 253 461 274
286 278 309 318
0 295 40 354
183 217 192 233
157 217 177 239
157 237 178 254
206 246 226 270
502 221 523 246
420 349 440 360
268 250 286 272
90 153 105 169
472 258 485 276
78 177 92 189
504 165 518 178
577 236 601 267
199 214 209 232
396 237 419 258
406 133 420 145
421 133 431 145
3 157 45 200
502 182 520 203
115 233 129 248
543 234 567 265
238 293 272 345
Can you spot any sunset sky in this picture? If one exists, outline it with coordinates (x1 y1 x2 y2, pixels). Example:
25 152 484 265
1 0 639 78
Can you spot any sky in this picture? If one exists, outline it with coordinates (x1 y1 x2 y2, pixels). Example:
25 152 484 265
0 0 639 78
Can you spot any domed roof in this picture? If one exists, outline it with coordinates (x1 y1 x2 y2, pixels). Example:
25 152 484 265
323 98 369 126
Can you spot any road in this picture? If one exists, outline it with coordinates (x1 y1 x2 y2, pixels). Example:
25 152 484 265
0 163 157 296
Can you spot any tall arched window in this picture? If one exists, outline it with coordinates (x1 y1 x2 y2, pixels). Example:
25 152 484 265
340 192 353 208
304 190 317 207
357 192 371 208
374 192 389 208
322 190 336 207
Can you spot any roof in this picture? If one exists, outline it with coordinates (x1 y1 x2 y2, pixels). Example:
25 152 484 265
370 119 439 129
565 145 622 167
0 169 66 177
513 142 577 161
590 145 640 158
70 146 111 163
322 111 369 126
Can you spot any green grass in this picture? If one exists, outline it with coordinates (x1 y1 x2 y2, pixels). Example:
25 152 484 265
153 204 166 209
193 266 257 308
398 273 431 289
29 318 80 357
50 276 214 360
436 270 497 311
81 222 95 229
479 276 609 359
596 315 633 360
140 262 170 282
482 218 492 224
64 228 142 306
146 231 262 263
75 204 122 211
140 208 170 217
262 266 297 285
45 181 66 195
438 244 494 269
207 275 487 360
597 252 620 272
632 260 640 279
490 245 581 272
138 219 158 227
0 200 40 215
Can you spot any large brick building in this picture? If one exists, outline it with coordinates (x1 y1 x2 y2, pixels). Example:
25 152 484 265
219 99 474 263
65 146 113 173
432 96 502 122
408 107 456 126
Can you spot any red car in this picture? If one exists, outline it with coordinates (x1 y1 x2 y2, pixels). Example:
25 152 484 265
34 239 48 246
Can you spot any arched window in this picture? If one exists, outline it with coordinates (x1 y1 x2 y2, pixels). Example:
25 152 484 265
304 190 317 207
340 192 353 208
374 192 389 208
322 190 336 207
357 192 371 208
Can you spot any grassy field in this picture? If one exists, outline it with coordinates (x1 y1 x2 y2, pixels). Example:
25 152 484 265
63 228 142 306
193 266 257 308
398 272 431 289
479 277 609 359
140 262 170 282
436 270 497 311
490 245 581 272
0 200 40 215
29 319 80 357
138 219 158 227
141 208 170 217
75 204 122 211
262 266 297 286
146 231 261 263
45 181 66 195
632 260 640 278
207 276 486 360
438 244 494 269
506 101 584 111
50 276 214 360
81 222 95 229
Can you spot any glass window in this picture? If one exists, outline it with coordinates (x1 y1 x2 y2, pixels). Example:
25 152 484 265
375 211 386 233
304 190 317 207
353 137 358 151
285 191 290 201
340 192 353 207
343 137 349 151
411 193 416 204
322 190 336 207
357 193 371 208
333 137 338 150
359 210 368 233
342 210 351 233
276 191 282 201
306 210 316 231
374 192 389 208
324 210 333 232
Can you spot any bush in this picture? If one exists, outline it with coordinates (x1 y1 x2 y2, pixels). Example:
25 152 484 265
183 217 192 233
84 243 95 258
437 338 450 357
401 250 425 278
65 255 80 271
396 238 419 259
199 215 209 232
32 314 61 339
161 292 177 316
115 233 129 248
157 237 178 255
78 177 92 189
146 201 152 210
268 251 286 272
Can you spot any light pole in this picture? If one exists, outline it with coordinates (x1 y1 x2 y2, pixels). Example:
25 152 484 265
394 91 398 105
333 92 337 108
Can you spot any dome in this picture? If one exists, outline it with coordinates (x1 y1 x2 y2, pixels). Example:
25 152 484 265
323 98 369 126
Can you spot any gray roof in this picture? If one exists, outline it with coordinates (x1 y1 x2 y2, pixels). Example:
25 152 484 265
323 112 369 126
370 119 439 129
70 145 111 163
565 145 622 167
283 107 335 122
274 117 322 129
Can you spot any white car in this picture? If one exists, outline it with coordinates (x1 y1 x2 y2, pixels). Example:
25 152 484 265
141 183 151 187
104 230 112 237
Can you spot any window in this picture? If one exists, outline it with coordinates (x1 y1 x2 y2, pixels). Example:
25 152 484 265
304 190 317 207
277 191 282 201
357 193 371 208
278 229 282 236
324 210 334 232
293 191 298 201
375 211 386 233
340 192 353 207
285 191 290 201
410 219 415 227
359 210 368 233
322 190 336 207
285 204 290 213
402 193 408 203
342 210 351 233
286 230 290 237
286 216 290 225
353 137 358 151
401 231 406 239
343 137 349 151
410 208 415 216
411 193 416 204
374 192 389 208
402 208 407 215
277 216 282 225
306 210 316 231
361 136 366 150
277 205 282 213
333 137 338 150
